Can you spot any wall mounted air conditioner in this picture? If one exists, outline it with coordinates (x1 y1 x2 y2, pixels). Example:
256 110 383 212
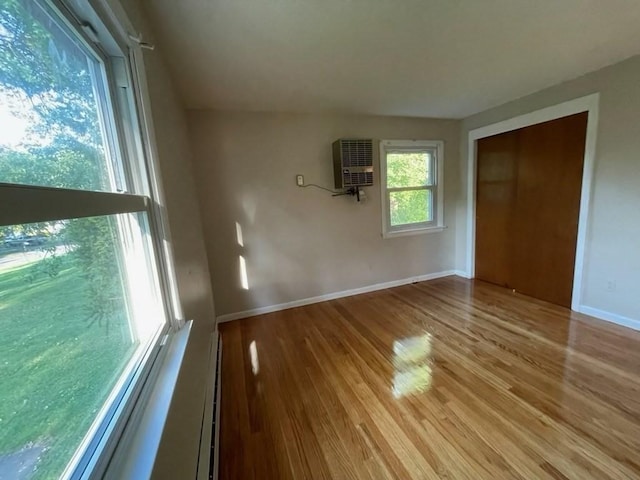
332 139 374 189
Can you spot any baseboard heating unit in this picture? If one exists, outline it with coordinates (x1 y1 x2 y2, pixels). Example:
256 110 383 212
196 332 222 480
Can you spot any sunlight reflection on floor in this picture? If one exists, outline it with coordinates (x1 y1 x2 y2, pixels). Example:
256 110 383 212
392 333 433 398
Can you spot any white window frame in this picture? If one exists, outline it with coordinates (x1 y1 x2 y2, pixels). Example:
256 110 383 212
0 0 188 478
380 140 445 238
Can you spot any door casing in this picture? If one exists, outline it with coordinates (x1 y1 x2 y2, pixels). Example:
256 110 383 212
465 93 600 312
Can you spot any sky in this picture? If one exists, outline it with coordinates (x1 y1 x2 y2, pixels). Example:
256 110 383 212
0 104 29 147
0 88 44 148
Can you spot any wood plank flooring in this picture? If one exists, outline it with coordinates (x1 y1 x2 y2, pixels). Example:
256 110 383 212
218 277 640 479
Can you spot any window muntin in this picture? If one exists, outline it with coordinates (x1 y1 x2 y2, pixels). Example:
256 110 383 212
381 140 444 237
0 1 173 479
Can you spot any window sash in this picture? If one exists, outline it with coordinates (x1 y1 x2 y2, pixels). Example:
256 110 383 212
0 184 147 227
0 207 170 480
385 148 437 188
385 185 437 231
386 185 432 193
35 0 153 199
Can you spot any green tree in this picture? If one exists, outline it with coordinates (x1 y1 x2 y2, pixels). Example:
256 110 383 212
0 0 109 191
64 216 124 333
0 3 134 477
0 0 121 324
387 152 432 225
0 0 102 146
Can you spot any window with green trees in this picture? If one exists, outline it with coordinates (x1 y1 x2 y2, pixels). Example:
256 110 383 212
0 1 171 478
380 140 444 237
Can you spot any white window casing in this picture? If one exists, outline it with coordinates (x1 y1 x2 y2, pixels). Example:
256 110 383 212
380 140 445 238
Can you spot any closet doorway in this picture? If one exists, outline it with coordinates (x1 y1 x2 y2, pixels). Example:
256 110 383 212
475 112 588 308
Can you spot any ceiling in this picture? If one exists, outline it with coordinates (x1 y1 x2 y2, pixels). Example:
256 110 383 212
143 0 640 119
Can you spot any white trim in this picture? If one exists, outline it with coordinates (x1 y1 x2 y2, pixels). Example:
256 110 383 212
453 269 472 279
128 37 185 325
84 0 184 326
382 225 446 238
465 93 600 312
103 321 192 480
217 270 458 323
578 306 640 332
380 140 445 238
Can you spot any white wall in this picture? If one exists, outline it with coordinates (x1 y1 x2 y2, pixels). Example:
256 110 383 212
188 111 460 316
118 1 216 478
457 54 640 325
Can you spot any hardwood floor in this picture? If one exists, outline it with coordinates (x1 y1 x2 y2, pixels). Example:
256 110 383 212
218 277 640 479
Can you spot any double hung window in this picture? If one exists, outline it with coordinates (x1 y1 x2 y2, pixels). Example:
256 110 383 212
0 1 176 478
380 140 445 238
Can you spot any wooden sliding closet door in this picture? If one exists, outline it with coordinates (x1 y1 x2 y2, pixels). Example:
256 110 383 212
475 112 588 308
512 113 587 307
475 131 519 288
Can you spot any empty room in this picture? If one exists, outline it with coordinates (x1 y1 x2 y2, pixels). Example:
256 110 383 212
1 0 639 479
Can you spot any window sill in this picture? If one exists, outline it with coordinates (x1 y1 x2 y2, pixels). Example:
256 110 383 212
383 225 446 239
102 321 192 480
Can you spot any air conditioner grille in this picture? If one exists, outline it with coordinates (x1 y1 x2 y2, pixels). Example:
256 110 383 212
343 171 374 187
340 140 373 167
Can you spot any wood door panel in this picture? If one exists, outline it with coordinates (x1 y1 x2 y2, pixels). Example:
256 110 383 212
476 132 519 287
475 112 587 308
513 112 587 307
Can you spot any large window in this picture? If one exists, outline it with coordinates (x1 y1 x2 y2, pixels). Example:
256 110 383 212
0 1 175 478
380 140 445 238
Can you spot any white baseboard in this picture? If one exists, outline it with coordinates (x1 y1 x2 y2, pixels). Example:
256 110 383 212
216 270 457 323
453 269 472 279
577 305 640 331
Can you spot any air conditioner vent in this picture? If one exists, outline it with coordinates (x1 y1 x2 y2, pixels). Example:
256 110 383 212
332 139 374 189
343 171 374 186
340 139 373 167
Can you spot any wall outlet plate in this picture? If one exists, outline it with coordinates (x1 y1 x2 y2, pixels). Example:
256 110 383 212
296 175 304 186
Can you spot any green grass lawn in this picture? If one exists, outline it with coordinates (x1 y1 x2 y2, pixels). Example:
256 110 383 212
0 255 137 479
